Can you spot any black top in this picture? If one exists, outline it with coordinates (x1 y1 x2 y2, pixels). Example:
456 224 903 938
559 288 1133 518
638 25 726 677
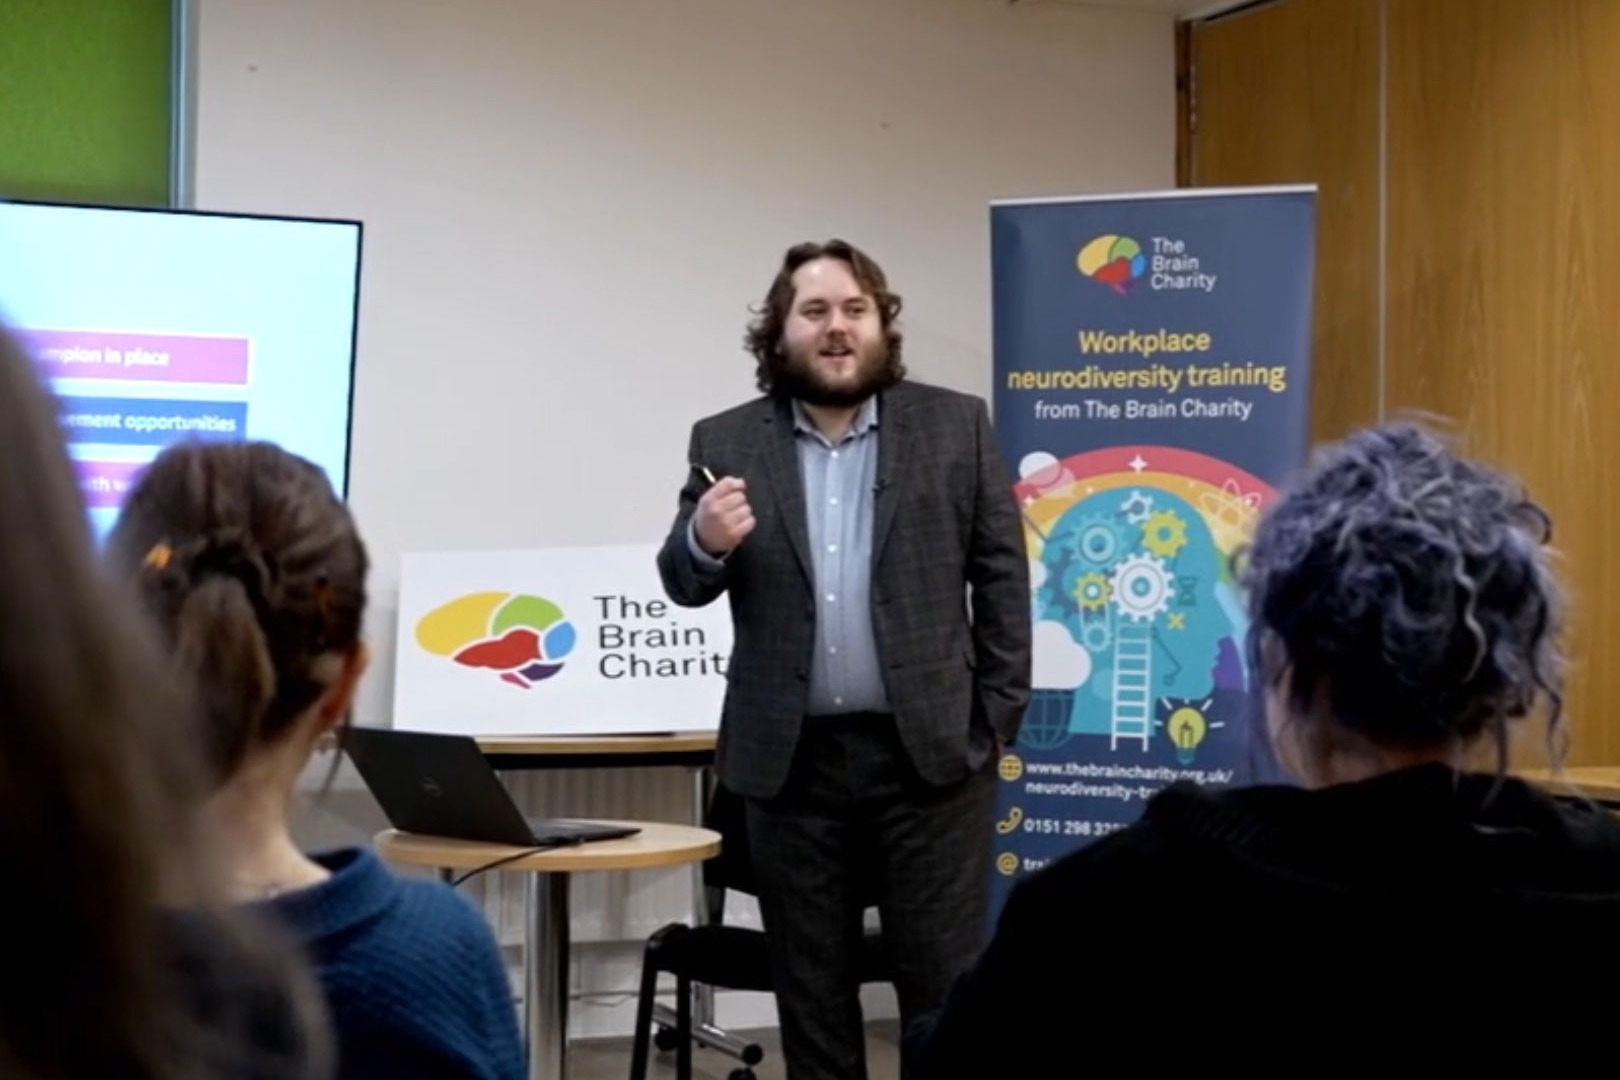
910 765 1620 1073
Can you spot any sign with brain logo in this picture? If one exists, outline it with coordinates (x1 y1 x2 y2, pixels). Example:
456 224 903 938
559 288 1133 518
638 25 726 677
393 544 732 736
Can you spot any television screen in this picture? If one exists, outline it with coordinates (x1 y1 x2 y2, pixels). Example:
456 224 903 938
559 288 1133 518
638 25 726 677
0 200 362 537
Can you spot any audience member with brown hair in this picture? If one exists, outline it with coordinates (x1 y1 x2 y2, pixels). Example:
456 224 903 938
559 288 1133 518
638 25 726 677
108 440 524 1080
0 324 326 1080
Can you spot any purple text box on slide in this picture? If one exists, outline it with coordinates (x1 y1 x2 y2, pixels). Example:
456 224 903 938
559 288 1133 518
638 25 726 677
21 329 249 385
74 460 148 511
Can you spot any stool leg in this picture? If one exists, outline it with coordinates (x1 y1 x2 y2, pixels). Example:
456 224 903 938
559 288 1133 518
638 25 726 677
628 943 660 1080
676 971 693 1080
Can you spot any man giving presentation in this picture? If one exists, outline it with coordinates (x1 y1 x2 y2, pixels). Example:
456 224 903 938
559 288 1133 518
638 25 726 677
657 239 1032 1080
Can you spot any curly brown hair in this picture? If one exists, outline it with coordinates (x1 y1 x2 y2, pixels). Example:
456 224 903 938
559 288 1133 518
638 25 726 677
745 239 906 396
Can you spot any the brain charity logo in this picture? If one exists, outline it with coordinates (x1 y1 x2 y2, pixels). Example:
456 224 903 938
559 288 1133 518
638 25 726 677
1077 234 1147 295
416 592 577 689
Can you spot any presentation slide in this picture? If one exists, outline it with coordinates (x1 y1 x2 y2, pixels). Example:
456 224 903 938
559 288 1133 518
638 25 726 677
0 201 361 537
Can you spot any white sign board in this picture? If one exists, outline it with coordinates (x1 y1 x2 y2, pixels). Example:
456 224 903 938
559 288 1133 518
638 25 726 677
393 544 732 736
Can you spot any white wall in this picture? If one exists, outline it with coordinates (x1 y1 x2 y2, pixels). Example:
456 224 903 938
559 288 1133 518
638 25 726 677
196 0 1174 1039
196 0 1174 723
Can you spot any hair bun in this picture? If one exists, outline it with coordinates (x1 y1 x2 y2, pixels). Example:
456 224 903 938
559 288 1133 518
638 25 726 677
182 528 275 608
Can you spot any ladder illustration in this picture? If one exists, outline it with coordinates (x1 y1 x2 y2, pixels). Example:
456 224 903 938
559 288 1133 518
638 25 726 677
1110 623 1154 751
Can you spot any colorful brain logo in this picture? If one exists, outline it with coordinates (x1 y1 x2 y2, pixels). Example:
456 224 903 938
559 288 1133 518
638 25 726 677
416 592 577 689
1077 234 1147 294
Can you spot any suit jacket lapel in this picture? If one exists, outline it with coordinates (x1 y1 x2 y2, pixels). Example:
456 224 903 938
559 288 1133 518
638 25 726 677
872 386 911 565
762 401 813 587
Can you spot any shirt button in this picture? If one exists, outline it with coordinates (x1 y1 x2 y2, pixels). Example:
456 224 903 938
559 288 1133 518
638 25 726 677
828 646 838 655
829 497 839 506
828 544 838 554
832 450 840 460
826 593 837 603
834 697 844 707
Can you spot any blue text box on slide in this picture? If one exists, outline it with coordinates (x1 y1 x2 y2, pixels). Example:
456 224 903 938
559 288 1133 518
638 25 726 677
58 396 248 448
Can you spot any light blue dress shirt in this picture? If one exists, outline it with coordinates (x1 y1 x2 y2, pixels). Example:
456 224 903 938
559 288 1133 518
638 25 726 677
687 396 890 716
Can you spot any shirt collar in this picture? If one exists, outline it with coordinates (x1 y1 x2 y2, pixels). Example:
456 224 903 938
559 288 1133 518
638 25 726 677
791 395 880 443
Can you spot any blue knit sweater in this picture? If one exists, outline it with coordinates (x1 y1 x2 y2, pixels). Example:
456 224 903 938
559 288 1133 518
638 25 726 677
256 848 525 1080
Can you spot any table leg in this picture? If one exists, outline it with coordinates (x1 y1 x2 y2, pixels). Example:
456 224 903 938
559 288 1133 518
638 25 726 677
691 765 718 1026
523 872 570 1080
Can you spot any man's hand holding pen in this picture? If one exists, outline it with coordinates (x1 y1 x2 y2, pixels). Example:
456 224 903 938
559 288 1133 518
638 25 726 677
692 465 755 558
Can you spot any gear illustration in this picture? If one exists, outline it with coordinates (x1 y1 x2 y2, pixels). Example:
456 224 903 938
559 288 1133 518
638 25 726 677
1075 513 1132 566
1141 509 1189 559
1110 552 1173 622
1080 620 1113 652
1074 571 1113 611
1121 490 1154 524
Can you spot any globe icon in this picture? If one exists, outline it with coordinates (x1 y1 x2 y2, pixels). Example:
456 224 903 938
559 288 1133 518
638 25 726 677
1021 689 1075 750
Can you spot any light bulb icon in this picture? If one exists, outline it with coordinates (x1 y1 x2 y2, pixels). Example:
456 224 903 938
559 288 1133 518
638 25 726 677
1168 705 1208 765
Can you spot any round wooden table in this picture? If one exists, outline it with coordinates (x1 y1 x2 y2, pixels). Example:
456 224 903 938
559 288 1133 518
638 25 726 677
375 822 721 1080
472 732 762 1069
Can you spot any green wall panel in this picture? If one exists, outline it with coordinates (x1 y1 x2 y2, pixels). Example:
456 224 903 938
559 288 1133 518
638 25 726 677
0 0 172 205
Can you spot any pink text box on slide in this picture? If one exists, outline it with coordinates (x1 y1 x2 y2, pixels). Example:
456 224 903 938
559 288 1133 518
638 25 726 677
74 460 148 510
23 329 249 385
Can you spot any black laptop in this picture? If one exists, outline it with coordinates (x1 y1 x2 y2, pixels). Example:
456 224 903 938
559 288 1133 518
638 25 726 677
343 726 639 846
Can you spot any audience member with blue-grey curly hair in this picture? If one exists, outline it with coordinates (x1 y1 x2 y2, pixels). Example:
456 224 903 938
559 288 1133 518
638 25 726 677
1243 421 1564 781
909 422 1620 1073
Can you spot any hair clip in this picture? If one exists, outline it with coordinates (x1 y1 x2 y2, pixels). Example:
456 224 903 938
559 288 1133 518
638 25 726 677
313 578 334 616
143 542 174 572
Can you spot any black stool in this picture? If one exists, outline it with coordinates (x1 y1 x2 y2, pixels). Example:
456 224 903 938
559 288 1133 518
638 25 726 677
628 784 891 1080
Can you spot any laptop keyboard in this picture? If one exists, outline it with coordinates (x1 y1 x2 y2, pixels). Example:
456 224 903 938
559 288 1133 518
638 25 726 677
524 818 608 843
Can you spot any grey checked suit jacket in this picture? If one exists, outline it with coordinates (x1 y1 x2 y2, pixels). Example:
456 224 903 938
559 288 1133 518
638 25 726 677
657 380 1032 801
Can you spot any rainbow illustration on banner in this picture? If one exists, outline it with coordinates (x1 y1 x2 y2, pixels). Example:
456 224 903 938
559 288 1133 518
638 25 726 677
1014 445 1276 762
